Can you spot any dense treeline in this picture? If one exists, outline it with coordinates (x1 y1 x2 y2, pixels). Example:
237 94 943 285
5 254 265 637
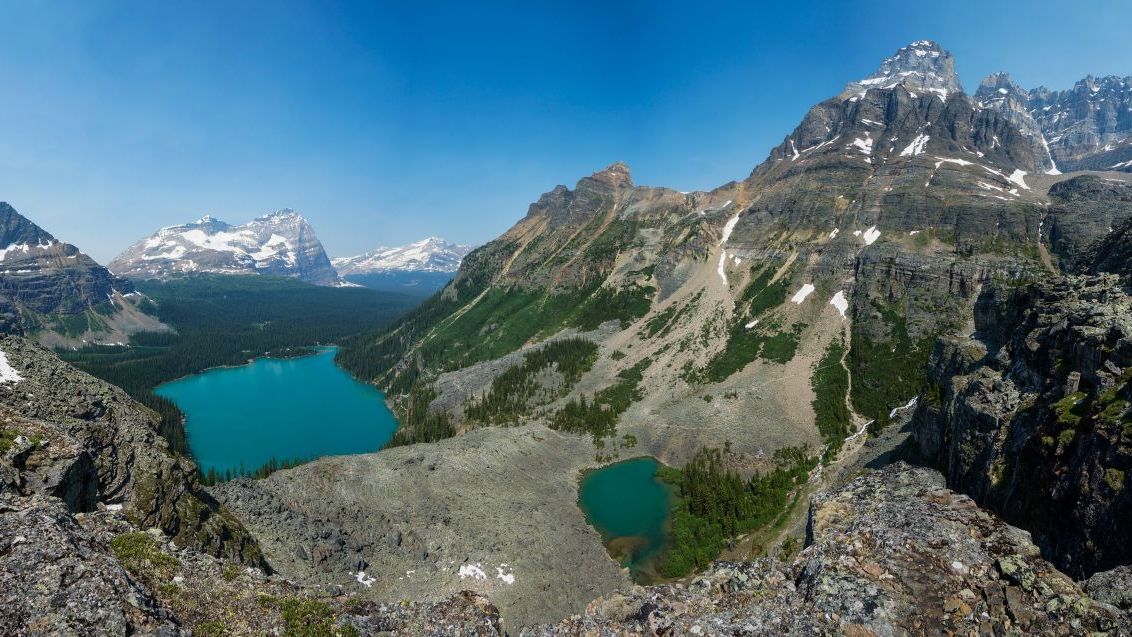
199 456 313 485
465 338 598 424
849 299 937 428
58 275 419 456
382 385 455 448
811 339 852 446
657 445 816 578
551 358 650 438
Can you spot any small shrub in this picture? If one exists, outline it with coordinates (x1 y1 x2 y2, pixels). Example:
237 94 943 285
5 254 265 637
110 532 180 574
222 563 240 581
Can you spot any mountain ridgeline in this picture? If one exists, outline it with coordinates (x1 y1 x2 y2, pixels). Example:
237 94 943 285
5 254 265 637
0 202 165 345
341 40 1131 463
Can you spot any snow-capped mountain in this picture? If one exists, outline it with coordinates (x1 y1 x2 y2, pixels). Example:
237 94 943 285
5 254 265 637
332 237 473 275
110 209 340 286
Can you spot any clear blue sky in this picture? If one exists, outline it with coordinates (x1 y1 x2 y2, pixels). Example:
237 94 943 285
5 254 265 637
1 1 1130 263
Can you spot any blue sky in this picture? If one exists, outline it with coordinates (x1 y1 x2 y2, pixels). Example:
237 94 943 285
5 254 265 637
1 1 1131 263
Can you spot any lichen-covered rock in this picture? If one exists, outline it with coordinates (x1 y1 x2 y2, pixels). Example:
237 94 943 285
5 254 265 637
913 274 1132 578
0 494 182 636
0 334 265 569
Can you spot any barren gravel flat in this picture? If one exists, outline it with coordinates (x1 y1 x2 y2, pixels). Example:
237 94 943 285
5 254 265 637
214 424 631 629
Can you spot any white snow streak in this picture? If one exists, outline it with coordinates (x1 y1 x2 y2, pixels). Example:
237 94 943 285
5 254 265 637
888 397 919 419
717 253 728 285
458 564 488 581
791 283 815 304
719 211 741 246
828 291 848 318
0 349 22 384
900 134 930 157
862 226 881 245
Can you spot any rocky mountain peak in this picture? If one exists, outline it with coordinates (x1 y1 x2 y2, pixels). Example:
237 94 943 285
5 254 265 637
583 162 633 190
975 72 1027 105
845 39 962 100
0 201 58 247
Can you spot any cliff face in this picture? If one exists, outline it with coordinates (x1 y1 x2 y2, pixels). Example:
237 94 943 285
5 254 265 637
0 335 263 567
912 267 1132 577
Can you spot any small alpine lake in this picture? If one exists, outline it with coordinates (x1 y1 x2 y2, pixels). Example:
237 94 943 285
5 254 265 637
155 346 398 476
578 456 674 582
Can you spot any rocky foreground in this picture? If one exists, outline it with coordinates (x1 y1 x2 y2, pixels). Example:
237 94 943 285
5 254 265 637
6 442 1132 635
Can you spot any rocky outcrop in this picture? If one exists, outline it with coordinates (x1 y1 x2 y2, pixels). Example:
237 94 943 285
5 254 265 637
1078 213 1132 278
0 335 265 568
0 495 182 635
1046 175 1132 265
110 209 341 286
527 463 1128 635
912 274 1132 578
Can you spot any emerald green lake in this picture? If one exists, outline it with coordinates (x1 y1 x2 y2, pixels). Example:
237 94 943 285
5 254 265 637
578 457 673 580
155 346 398 475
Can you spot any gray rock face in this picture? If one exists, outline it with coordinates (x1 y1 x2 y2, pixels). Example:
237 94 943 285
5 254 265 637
1046 175 1132 264
0 202 140 334
110 209 341 286
527 463 1129 635
912 271 1132 578
0 494 182 636
0 335 265 568
975 72 1061 174
1029 75 1132 172
841 39 962 101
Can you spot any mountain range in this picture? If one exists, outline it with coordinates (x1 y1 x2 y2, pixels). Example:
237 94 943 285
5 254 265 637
3 39 1132 635
110 212 475 292
332 237 473 295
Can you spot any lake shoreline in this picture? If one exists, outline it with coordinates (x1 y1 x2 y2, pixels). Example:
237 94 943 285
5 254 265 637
156 346 399 478
577 455 676 585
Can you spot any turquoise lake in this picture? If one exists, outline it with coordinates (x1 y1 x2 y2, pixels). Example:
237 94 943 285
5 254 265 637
155 346 398 475
578 457 673 580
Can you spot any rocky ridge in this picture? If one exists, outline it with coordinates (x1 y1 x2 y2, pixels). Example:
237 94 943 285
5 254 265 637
0 335 263 567
0 202 164 342
109 209 341 286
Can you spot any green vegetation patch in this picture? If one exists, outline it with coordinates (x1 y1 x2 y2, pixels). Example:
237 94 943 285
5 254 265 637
849 300 936 427
465 338 598 424
551 358 650 439
111 532 180 575
657 446 816 578
812 339 851 446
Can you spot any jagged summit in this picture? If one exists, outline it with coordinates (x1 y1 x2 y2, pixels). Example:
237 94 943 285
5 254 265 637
110 209 340 285
587 161 633 189
844 40 961 100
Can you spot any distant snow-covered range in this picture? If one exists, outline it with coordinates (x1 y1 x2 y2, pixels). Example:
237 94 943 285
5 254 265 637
332 237 473 275
110 209 341 286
